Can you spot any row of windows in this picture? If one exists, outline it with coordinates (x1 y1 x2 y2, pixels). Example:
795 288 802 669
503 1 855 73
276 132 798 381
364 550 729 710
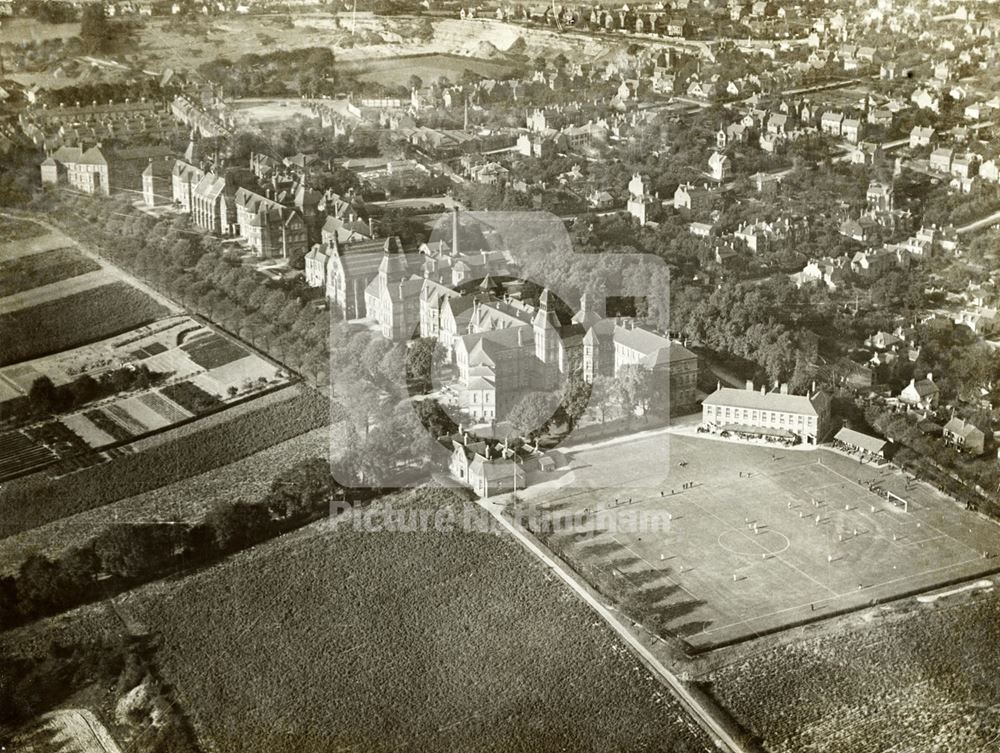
707 405 816 427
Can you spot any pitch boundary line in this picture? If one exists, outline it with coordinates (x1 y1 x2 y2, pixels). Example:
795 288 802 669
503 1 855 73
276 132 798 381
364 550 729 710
700 556 994 637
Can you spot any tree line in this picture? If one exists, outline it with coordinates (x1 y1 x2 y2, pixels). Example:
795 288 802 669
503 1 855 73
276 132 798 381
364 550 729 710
0 458 352 632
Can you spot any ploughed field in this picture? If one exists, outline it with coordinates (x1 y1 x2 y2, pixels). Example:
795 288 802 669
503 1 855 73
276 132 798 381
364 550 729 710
705 585 1000 752
119 487 715 753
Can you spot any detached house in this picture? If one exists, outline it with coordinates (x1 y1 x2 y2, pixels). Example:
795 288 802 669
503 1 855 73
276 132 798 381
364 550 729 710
841 118 863 143
899 374 939 410
910 126 935 148
820 111 845 136
708 151 731 181
929 148 954 173
943 417 986 455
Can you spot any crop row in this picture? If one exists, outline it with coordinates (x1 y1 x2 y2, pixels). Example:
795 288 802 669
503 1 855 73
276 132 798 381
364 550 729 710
0 248 100 298
0 282 169 367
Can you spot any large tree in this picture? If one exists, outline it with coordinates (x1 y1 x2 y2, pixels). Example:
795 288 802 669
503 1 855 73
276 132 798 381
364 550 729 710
506 391 559 440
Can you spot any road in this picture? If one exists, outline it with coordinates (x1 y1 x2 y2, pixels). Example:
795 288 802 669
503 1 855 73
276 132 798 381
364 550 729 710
477 486 752 753
956 208 1000 235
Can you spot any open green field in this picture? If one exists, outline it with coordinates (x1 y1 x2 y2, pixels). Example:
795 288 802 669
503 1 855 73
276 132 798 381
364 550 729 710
341 53 517 87
515 432 1000 650
0 282 169 367
0 215 50 244
119 487 713 753
706 583 1000 752
0 248 100 298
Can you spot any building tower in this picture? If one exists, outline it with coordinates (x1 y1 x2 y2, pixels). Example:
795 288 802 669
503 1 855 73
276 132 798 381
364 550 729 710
378 236 407 293
533 288 561 389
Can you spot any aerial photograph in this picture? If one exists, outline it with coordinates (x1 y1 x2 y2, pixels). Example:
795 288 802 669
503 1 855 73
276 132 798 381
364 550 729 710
1 0 999 750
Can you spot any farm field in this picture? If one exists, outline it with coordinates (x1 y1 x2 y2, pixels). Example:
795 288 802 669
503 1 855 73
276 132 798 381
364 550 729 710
0 269 116 315
119 487 714 753
0 282 169 367
0 386 330 538
0 424 341 573
0 228 73 262
514 431 1000 650
0 215 50 244
339 52 517 87
0 248 101 298
705 584 1000 752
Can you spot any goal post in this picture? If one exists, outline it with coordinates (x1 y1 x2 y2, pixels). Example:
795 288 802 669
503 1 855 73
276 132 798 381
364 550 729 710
886 490 909 513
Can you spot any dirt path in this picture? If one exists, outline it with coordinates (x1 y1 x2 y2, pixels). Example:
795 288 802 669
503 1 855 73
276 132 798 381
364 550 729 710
0 211 183 316
0 268 116 314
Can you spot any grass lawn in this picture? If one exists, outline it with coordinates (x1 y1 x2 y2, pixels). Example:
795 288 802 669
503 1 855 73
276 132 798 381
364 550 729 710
0 282 169 367
515 432 1000 650
0 248 100 298
341 53 517 87
120 487 714 753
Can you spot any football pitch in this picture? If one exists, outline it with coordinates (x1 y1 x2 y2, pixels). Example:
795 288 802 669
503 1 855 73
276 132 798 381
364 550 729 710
516 431 1000 651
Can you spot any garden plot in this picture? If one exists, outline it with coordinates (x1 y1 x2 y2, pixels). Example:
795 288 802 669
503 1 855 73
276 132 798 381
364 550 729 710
0 248 100 298
60 413 117 448
191 356 282 397
0 313 290 477
0 268 116 315
515 432 1000 651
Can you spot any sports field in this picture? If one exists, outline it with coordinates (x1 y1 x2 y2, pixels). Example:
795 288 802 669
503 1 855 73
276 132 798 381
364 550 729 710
515 430 1000 651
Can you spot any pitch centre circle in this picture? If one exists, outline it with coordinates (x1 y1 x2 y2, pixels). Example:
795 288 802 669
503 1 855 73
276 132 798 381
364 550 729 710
718 528 790 556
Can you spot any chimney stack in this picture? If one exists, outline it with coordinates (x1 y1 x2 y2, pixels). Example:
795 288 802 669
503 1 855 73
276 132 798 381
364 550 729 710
746 379 754 391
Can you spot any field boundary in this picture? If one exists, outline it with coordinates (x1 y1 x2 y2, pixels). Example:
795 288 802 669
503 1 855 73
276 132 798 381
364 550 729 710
686 564 1000 654
483 498 761 753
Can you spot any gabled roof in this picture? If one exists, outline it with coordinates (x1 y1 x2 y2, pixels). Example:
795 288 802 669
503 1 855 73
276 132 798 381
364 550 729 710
835 427 886 454
944 416 984 440
613 326 692 360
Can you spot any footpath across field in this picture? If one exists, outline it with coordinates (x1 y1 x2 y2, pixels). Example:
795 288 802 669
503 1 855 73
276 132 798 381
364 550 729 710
514 432 1000 651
